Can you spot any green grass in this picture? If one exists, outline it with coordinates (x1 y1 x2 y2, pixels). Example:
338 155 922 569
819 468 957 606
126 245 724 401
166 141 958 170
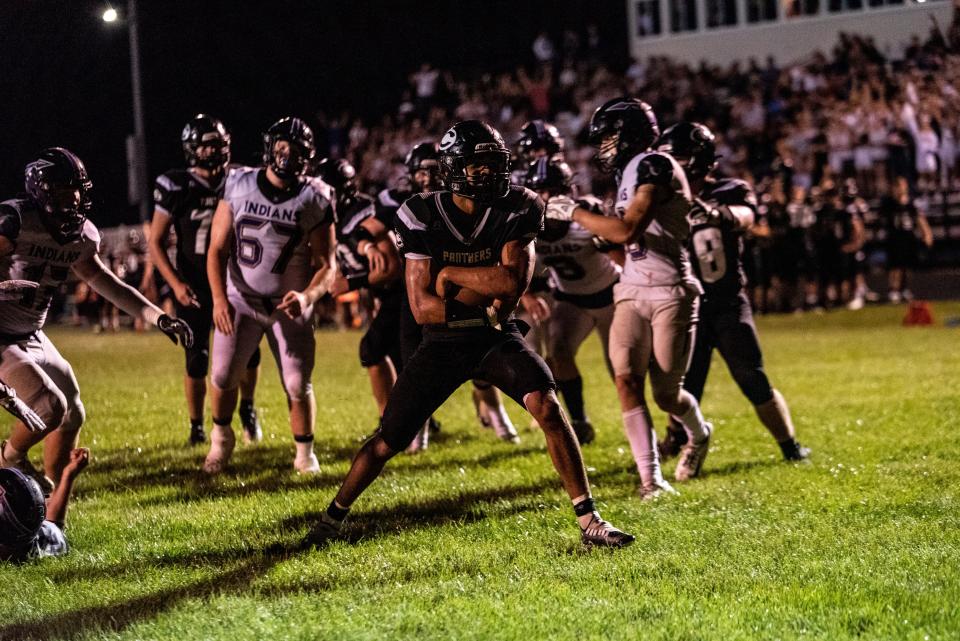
4 303 960 641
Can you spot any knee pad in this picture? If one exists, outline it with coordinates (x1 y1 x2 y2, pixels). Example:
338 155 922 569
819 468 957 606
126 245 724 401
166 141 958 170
246 346 261 370
734 367 774 406
185 347 210 379
59 397 85 434
284 378 313 403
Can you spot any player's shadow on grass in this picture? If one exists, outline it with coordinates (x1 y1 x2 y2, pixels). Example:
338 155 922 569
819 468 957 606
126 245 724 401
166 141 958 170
698 458 777 478
6 481 570 641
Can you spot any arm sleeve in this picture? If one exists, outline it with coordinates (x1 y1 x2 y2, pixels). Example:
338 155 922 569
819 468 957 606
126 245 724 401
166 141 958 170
394 201 431 259
152 174 179 217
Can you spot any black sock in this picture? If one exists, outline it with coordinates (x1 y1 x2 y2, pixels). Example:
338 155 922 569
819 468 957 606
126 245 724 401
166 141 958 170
190 417 203 428
294 433 315 444
326 499 350 522
556 376 586 422
778 437 798 456
239 399 254 414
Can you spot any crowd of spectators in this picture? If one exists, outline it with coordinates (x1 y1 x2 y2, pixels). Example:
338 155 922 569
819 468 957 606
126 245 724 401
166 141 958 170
302 13 959 311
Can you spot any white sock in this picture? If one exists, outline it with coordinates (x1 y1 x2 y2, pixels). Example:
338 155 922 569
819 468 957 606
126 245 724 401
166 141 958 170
0 441 25 466
622 406 662 487
295 438 315 460
672 392 708 442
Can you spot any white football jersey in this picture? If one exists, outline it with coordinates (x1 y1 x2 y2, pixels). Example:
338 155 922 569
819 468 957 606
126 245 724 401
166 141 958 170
537 219 620 296
0 200 100 336
224 167 333 299
615 151 701 296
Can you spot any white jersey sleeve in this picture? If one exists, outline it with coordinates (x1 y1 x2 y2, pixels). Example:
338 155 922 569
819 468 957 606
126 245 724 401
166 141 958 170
224 168 334 299
0 202 100 336
615 152 702 297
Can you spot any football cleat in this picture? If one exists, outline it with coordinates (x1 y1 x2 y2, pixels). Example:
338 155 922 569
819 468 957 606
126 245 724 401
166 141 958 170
571 419 595 446
490 408 520 444
202 425 236 475
0 443 54 496
302 512 343 548
638 479 679 500
239 404 263 444
294 452 321 474
580 517 635 548
657 423 688 460
188 422 206 446
781 440 812 462
675 423 713 482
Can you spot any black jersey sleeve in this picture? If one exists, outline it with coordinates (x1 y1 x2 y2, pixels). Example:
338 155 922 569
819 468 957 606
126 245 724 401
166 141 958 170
0 203 22 241
635 153 676 187
504 188 545 245
153 173 182 217
394 196 432 259
712 178 758 212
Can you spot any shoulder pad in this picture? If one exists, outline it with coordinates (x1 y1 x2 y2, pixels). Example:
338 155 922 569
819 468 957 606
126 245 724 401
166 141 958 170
0 201 23 241
395 193 432 231
635 153 675 187
377 188 402 209
155 170 187 192
304 176 334 202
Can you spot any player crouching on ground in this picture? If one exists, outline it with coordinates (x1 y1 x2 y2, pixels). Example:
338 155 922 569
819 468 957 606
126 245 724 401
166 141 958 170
0 447 88 562
204 117 336 475
654 122 810 462
303 121 634 548
0 149 192 494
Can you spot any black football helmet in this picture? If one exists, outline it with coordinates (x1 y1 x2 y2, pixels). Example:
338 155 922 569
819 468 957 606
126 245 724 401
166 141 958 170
405 142 441 192
524 157 573 197
24 147 92 243
516 120 565 161
657 122 717 179
587 97 660 173
316 157 358 205
263 117 316 181
182 114 231 171
0 468 45 552
438 121 510 201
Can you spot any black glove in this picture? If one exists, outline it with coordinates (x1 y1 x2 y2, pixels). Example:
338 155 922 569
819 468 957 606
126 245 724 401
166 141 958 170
158 314 194 348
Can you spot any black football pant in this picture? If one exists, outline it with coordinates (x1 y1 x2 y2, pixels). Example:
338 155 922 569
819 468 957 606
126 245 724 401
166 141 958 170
377 322 555 451
683 291 773 407
359 287 404 371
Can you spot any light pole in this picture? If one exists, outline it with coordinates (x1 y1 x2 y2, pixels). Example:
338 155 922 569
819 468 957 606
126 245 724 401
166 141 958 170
104 1 150 224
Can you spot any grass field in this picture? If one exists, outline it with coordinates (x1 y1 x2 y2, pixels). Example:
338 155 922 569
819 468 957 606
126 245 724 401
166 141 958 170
4 303 960 641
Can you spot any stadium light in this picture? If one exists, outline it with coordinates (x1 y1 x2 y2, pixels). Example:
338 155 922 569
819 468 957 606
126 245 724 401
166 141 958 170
102 6 118 22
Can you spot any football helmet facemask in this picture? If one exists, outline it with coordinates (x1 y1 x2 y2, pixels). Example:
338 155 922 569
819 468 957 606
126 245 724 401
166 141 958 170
438 121 510 201
587 97 660 174
24 147 92 243
263 117 316 181
657 122 718 179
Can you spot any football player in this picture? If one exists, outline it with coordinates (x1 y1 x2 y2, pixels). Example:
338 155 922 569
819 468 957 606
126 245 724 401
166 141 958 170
304 121 633 548
378 143 520 446
511 119 565 184
550 98 713 497
205 117 335 474
148 114 264 446
525 158 623 445
0 447 89 562
318 157 402 415
0 148 193 492
654 122 810 462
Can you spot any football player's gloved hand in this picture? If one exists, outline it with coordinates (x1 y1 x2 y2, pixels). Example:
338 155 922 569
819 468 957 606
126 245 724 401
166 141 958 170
0 382 46 433
691 198 736 228
545 195 578 222
0 280 39 302
157 314 194 348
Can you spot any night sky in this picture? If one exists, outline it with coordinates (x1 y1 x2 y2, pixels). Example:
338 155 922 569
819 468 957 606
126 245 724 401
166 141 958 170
0 1 627 227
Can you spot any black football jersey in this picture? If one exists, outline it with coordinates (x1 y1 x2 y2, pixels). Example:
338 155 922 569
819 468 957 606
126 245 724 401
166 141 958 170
334 192 376 280
375 187 414 230
395 185 543 274
688 178 757 300
153 169 224 288
880 196 919 235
